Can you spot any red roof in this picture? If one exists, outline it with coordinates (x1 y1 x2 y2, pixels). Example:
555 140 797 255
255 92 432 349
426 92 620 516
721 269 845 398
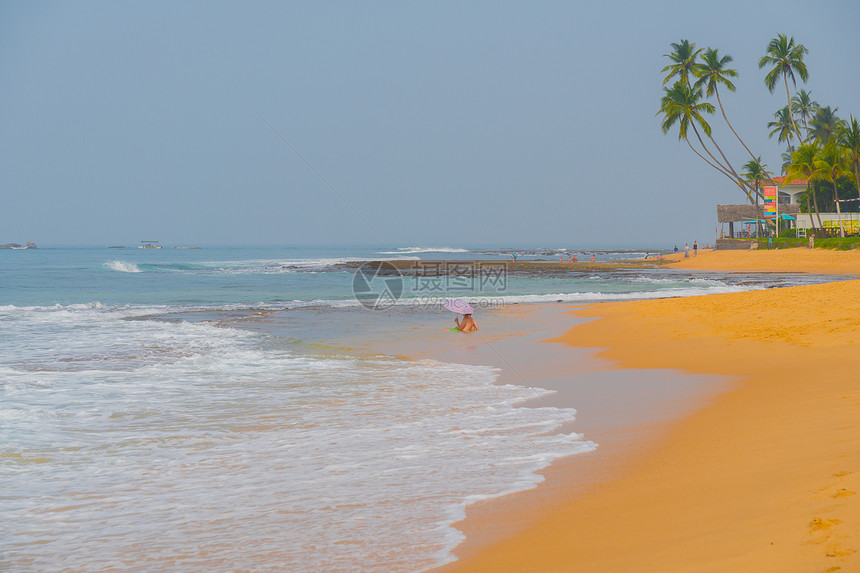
770 175 807 186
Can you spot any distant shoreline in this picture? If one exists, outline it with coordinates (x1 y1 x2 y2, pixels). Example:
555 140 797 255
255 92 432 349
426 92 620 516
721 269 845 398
0 241 36 249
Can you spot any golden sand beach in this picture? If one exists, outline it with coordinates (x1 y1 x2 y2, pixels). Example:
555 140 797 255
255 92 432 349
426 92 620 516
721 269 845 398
436 247 860 572
664 246 860 274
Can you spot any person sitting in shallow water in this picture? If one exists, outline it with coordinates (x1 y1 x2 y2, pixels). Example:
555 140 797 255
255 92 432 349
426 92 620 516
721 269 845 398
453 313 478 332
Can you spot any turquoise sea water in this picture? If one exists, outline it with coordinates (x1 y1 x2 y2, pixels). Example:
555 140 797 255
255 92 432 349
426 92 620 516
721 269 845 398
0 245 840 571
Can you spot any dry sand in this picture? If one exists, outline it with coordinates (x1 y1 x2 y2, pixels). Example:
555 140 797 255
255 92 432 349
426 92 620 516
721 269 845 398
664 245 860 274
436 247 860 572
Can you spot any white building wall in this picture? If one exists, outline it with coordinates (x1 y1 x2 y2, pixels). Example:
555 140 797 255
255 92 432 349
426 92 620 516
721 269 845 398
780 184 806 204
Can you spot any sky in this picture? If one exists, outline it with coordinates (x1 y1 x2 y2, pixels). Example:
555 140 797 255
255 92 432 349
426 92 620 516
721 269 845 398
2 0 859 249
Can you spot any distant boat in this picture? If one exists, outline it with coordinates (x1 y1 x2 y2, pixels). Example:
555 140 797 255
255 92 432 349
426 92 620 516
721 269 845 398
1 241 36 249
138 241 162 249
108 245 126 249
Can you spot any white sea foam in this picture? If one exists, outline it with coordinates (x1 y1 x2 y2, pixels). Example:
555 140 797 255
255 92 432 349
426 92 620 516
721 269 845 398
104 260 142 273
99 257 423 276
0 304 591 572
144 281 761 313
0 273 756 318
626 275 732 287
188 256 419 274
377 247 470 254
270 282 761 311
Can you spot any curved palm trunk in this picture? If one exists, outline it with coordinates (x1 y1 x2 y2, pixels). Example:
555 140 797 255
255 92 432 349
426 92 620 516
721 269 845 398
784 75 804 142
808 183 823 230
708 135 758 197
833 180 845 237
755 181 763 236
690 126 735 178
715 88 761 164
684 136 755 204
704 131 763 205
694 127 758 204
714 88 773 227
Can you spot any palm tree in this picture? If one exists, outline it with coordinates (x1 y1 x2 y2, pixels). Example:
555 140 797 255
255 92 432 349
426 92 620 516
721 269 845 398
661 40 703 86
780 147 795 174
838 115 860 203
786 143 823 230
741 157 772 235
695 47 760 165
658 81 755 203
759 34 809 142
658 82 715 161
810 105 846 145
741 157 771 197
813 143 849 236
768 106 796 147
791 89 818 142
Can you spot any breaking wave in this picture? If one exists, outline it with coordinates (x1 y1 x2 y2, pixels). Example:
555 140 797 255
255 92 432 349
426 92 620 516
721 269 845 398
377 247 471 255
104 261 142 273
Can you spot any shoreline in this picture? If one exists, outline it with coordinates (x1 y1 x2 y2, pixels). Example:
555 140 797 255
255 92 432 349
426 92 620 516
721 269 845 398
362 303 731 568
223 289 737 570
433 248 860 572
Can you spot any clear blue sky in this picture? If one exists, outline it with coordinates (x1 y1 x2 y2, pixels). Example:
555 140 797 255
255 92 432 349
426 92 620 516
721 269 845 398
2 0 858 248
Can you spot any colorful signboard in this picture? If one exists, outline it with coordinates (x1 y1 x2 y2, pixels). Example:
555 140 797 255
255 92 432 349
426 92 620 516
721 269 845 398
763 185 777 219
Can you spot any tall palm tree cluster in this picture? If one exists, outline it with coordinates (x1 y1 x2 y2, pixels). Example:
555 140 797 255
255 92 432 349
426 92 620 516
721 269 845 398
658 35 860 236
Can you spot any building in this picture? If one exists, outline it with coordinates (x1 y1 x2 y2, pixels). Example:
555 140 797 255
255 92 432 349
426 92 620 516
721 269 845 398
770 175 808 205
719 176 859 237
769 175 860 235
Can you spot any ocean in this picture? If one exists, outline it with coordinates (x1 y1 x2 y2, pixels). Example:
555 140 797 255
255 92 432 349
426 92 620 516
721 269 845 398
0 245 837 571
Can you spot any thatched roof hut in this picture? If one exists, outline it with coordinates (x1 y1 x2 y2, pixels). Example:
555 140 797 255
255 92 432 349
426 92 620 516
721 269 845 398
717 204 800 238
717 204 763 223
716 204 799 223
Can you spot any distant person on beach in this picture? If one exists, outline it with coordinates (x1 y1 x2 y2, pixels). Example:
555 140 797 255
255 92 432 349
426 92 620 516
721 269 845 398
590 254 595 262
809 233 815 249
684 243 690 258
509 252 518 261
572 254 578 262
453 313 478 332
693 241 698 256
674 245 678 253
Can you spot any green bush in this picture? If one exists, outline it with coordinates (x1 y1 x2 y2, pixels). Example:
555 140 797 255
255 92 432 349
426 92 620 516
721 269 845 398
756 236 860 250
816 237 860 250
757 237 802 249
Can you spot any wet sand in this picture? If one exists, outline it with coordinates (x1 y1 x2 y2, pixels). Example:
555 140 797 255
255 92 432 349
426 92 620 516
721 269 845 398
362 303 728 563
433 248 860 572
